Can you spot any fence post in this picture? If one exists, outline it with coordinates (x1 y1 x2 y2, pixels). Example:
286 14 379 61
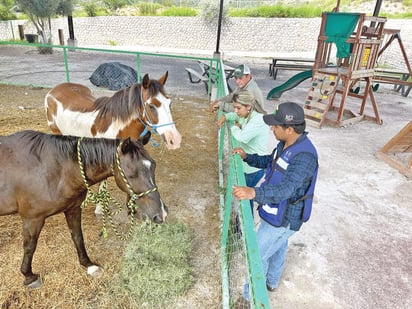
18 25 24 40
58 29 64 45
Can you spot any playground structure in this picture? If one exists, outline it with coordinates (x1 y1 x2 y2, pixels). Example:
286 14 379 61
266 14 412 104
303 12 388 128
373 28 412 97
377 121 412 179
301 11 412 128
266 69 312 99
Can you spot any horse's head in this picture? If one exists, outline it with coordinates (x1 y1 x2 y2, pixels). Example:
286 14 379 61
113 137 168 223
140 72 182 150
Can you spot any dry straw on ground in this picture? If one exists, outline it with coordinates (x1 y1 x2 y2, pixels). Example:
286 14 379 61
0 85 221 309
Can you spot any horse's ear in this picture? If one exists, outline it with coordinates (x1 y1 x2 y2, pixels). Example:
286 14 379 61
120 137 133 153
158 71 168 85
139 130 151 146
142 73 150 89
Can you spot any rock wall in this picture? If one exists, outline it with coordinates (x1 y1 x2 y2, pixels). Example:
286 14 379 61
2 16 411 68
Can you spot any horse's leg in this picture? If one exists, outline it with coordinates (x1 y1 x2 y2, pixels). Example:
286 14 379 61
21 217 45 288
64 206 103 277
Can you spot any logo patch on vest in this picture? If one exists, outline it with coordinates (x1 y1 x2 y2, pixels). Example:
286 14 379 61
276 157 289 170
262 204 278 215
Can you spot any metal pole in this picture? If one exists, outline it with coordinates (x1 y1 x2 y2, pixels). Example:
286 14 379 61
68 16 74 40
372 0 383 16
215 0 224 57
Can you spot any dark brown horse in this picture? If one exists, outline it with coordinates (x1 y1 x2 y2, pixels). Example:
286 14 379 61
45 72 182 149
0 130 168 288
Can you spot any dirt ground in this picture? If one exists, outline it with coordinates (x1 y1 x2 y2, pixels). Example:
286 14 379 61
0 84 221 308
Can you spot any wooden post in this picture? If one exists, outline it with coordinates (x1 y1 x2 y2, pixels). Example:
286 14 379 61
58 29 64 45
18 25 24 40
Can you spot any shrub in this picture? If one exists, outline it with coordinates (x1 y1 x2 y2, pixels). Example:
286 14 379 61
103 0 128 13
161 6 197 16
82 1 99 17
200 0 229 25
138 2 161 16
230 4 322 18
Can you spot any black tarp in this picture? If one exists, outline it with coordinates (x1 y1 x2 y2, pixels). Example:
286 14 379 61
89 62 138 91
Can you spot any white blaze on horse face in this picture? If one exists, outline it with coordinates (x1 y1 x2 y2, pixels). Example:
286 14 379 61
151 94 182 150
143 159 167 221
143 159 155 186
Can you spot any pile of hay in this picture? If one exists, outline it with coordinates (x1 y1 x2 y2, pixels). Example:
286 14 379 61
109 221 193 308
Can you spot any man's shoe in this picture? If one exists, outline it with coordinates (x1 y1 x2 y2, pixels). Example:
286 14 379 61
266 283 276 292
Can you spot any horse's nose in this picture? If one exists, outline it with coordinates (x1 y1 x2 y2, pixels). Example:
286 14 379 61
153 204 168 223
162 130 182 150
153 215 163 223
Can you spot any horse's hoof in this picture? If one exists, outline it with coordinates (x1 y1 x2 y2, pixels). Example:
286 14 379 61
87 265 103 278
27 276 42 288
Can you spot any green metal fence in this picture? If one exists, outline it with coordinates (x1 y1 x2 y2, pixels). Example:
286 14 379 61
214 57 270 308
0 41 270 308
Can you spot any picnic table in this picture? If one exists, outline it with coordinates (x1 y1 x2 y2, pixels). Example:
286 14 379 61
185 60 235 93
373 68 411 97
269 57 315 80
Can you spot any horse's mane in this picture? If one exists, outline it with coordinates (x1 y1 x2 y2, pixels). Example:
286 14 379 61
18 131 146 167
19 130 117 166
93 78 166 122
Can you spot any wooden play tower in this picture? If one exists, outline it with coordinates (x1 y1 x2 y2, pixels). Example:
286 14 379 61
304 12 387 128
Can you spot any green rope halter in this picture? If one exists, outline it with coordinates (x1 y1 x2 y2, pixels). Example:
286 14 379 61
76 137 157 240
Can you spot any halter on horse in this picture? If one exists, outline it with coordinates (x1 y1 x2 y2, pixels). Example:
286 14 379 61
0 130 167 288
45 71 182 149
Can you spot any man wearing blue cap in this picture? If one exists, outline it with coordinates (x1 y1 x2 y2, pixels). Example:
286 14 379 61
232 102 319 305
210 64 266 114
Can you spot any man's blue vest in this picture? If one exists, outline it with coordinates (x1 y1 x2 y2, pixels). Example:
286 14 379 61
258 137 318 227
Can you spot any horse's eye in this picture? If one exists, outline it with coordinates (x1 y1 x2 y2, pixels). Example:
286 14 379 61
149 104 156 112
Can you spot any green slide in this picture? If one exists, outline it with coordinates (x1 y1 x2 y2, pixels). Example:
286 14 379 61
267 70 313 99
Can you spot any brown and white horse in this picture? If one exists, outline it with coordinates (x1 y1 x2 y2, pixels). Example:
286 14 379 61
45 71 182 149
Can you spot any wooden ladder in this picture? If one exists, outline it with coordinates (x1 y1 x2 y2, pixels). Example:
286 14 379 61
303 72 339 128
376 121 412 178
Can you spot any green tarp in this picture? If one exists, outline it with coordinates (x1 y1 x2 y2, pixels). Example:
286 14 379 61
325 12 360 58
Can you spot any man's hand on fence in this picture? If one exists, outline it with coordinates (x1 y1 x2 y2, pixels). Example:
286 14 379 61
210 100 219 113
232 147 246 159
232 185 256 200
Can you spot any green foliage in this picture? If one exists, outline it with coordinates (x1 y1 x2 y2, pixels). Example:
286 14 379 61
230 4 322 18
78 0 108 17
103 0 128 12
56 0 74 15
0 0 16 20
16 0 59 18
18 0 412 19
0 7 15 20
161 6 197 16
15 0 74 53
138 2 161 16
385 11 412 18
404 0 412 6
82 1 98 17
114 221 193 307
200 0 229 25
